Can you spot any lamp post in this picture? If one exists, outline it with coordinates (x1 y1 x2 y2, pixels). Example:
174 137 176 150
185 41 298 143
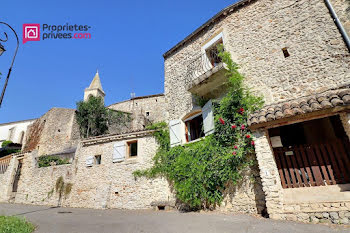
0 22 19 107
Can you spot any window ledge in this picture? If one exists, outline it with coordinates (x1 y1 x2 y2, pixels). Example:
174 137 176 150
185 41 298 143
184 136 206 145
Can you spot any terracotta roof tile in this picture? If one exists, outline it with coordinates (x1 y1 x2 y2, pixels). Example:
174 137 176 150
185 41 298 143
248 86 350 127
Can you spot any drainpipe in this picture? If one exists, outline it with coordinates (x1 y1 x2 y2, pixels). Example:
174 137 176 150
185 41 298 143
324 0 350 53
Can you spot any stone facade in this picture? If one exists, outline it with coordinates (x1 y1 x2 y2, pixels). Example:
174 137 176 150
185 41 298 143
163 0 350 224
331 0 350 37
164 0 350 122
8 133 175 210
108 94 167 131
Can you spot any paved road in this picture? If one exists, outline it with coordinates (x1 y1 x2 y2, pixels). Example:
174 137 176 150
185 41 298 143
0 203 349 233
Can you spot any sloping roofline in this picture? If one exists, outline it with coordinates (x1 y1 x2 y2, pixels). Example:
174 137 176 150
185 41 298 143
0 118 37 126
163 0 253 59
107 93 164 107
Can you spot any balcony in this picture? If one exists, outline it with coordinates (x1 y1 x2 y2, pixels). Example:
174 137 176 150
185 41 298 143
184 50 227 99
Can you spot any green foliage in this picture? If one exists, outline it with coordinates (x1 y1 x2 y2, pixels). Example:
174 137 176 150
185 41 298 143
56 176 64 193
0 141 20 157
64 183 73 196
76 96 131 138
1 140 12 147
55 176 73 206
38 155 69 168
134 46 263 209
193 95 210 108
0 216 35 233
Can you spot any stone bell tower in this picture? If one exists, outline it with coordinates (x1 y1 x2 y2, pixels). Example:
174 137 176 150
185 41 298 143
84 70 105 103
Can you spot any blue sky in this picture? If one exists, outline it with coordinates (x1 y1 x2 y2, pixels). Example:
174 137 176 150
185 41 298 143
0 0 235 123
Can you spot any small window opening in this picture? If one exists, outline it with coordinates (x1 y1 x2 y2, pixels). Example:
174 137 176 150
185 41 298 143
157 206 165 211
205 38 223 67
146 112 150 117
282 47 290 58
128 141 138 157
185 114 204 142
114 191 119 195
94 155 101 165
58 129 61 132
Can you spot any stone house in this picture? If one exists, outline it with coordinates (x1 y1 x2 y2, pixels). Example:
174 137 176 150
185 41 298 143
163 0 350 224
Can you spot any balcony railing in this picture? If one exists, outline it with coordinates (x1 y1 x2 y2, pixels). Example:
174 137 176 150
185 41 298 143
185 50 222 87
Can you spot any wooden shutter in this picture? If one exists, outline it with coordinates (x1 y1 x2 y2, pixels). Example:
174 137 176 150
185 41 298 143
202 100 214 135
169 119 183 147
86 156 94 167
113 141 126 163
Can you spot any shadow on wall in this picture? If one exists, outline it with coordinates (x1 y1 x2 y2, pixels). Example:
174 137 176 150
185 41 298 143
222 155 267 217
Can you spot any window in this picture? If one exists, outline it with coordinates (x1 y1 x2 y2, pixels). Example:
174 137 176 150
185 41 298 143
19 131 25 145
169 100 214 147
146 111 150 117
127 140 138 157
7 127 15 141
185 114 204 142
202 31 224 68
282 47 290 58
205 38 223 67
94 155 101 165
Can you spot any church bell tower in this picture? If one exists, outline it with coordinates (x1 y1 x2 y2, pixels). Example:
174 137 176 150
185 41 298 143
84 70 105 103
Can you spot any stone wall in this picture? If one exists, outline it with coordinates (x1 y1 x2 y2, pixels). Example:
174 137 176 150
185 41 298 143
164 0 350 121
0 155 17 202
23 108 80 156
67 134 174 209
13 150 74 206
4 133 175 210
0 131 266 214
219 162 266 214
330 0 350 37
108 94 167 125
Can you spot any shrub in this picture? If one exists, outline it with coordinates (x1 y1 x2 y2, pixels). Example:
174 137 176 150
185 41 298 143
0 216 35 233
38 155 70 168
76 96 131 138
1 140 12 148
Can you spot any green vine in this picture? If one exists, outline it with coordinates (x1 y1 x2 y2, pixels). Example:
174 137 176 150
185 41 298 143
134 46 263 210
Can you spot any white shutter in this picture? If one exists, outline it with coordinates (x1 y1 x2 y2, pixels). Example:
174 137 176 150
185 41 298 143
86 156 94 167
202 100 215 136
113 141 126 163
169 119 183 147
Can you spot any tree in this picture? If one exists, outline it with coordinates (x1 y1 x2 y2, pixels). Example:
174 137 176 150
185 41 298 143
76 96 130 138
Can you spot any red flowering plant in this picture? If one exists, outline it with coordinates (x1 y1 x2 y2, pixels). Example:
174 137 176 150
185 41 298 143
213 44 263 160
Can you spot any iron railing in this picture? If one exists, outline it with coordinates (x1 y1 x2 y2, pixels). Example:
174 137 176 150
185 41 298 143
185 50 222 86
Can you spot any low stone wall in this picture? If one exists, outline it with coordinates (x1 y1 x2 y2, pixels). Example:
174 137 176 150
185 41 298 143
0 155 17 202
13 151 74 206
284 202 350 224
2 132 266 214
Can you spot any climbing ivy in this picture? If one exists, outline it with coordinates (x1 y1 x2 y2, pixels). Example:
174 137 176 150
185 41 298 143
134 46 263 210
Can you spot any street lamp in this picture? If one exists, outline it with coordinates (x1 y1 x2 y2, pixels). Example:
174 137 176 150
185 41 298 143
0 43 5 56
0 22 19 107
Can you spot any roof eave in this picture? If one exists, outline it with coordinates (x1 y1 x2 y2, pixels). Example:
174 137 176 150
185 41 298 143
162 0 254 59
